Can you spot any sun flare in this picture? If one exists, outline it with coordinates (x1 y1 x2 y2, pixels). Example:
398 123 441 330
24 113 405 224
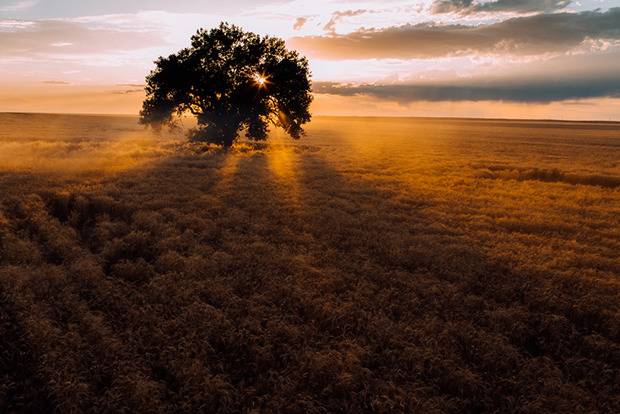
254 73 268 88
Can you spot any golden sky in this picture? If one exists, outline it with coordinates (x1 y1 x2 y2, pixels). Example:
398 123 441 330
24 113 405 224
1 0 619 120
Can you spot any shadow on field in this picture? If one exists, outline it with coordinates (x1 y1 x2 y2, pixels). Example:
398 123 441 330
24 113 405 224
1 144 619 413
477 165 620 189
0 291 55 413
215 146 620 411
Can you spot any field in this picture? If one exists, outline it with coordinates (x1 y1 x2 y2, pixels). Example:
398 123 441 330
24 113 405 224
1 113 619 413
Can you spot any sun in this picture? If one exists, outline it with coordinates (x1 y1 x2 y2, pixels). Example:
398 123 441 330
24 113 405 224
254 73 268 88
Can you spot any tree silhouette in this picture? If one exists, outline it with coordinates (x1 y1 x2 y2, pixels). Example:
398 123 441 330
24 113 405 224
140 23 313 147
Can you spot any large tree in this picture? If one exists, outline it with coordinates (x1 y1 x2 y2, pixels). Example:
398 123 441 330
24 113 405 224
140 23 312 147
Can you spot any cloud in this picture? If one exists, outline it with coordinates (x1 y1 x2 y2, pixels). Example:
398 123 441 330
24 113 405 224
1 0 285 18
111 88 144 94
431 0 473 14
290 8 620 59
42 80 70 84
432 0 572 14
313 51 620 103
323 9 369 34
0 19 164 55
0 1 38 12
314 78 620 103
293 16 308 30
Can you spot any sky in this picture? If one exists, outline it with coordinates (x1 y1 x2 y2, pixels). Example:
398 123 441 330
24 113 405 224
1 0 619 120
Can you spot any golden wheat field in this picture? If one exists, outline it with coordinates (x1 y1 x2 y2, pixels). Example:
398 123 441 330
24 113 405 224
1 113 619 413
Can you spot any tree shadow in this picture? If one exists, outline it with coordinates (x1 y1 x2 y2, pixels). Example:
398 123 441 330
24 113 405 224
0 291 55 413
1 137 619 412
227 144 620 412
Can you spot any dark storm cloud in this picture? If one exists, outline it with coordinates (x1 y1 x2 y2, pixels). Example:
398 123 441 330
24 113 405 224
432 0 572 14
290 7 620 59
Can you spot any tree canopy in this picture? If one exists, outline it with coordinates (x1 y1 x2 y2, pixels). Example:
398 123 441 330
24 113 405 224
140 23 313 147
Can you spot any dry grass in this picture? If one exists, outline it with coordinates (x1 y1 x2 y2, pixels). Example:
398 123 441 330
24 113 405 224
1 113 619 413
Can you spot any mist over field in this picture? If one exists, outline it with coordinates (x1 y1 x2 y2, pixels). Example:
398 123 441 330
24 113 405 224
1 113 620 412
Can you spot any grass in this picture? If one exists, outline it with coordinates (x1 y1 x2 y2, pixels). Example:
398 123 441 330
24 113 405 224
1 113 619 413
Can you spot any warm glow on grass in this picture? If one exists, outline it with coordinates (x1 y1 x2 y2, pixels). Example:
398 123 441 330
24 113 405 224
1 114 620 412
266 131 302 208
0 113 181 174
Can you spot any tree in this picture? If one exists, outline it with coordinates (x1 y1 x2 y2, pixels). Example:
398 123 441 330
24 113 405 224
140 23 313 147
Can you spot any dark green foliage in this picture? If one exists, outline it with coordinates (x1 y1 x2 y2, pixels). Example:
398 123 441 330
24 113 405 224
140 23 313 147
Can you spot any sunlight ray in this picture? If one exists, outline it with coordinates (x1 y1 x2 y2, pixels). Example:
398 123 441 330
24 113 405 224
265 129 303 210
213 150 243 194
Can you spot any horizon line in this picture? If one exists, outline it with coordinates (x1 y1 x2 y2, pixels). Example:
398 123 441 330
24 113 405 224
1 111 619 125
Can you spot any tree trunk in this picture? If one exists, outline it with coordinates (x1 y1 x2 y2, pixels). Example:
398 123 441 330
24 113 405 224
219 121 239 148
221 133 235 148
